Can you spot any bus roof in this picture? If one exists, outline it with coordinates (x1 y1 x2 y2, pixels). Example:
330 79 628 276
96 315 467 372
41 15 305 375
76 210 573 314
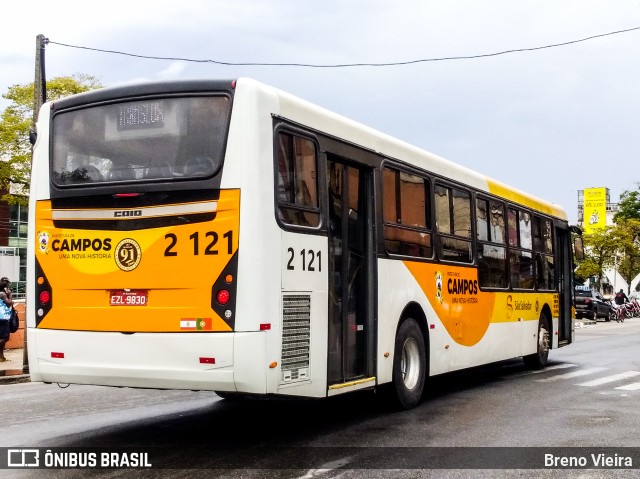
42 77 568 220
239 77 567 220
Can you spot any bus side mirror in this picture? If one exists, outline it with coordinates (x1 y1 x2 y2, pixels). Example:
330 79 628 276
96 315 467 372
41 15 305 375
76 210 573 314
573 236 584 261
29 129 37 146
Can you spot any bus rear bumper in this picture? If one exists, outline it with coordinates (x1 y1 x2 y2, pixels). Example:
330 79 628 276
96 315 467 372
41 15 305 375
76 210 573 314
27 328 268 392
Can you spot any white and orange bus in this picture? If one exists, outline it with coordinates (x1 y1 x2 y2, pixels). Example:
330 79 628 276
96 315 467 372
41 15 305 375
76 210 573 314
27 78 578 408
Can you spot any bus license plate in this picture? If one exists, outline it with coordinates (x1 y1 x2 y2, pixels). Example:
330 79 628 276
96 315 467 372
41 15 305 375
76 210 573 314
109 290 148 306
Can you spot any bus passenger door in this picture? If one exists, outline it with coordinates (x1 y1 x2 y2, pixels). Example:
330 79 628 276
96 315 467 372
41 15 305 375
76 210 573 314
327 157 375 385
556 225 574 344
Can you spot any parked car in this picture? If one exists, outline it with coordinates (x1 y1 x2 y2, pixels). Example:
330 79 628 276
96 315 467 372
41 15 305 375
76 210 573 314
574 289 614 321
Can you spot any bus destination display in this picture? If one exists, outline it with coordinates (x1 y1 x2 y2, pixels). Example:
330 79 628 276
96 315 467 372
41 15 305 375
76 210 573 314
117 102 164 131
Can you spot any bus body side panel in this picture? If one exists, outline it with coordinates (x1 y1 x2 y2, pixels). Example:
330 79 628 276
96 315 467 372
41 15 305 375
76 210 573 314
218 79 282 394
221 80 329 397
551 317 560 349
277 232 328 398
376 259 443 384
26 106 52 382
376 258 561 385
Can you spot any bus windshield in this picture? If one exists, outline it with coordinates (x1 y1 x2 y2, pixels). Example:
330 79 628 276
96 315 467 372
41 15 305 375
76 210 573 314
51 95 231 186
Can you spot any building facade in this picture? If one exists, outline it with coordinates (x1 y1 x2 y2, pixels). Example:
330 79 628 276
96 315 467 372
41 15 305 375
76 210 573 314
0 193 27 298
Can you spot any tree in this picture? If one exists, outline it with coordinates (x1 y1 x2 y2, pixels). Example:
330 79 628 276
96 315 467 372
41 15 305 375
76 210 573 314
614 187 640 222
613 219 640 294
611 188 640 293
0 74 101 205
575 226 618 291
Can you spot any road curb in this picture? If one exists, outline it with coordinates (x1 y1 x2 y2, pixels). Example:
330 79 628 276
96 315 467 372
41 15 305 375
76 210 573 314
0 374 30 385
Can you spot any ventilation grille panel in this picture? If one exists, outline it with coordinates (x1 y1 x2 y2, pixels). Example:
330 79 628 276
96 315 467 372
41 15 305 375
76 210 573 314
281 294 311 384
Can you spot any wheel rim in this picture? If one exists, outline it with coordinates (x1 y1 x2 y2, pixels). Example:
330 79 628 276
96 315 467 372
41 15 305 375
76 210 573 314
401 337 421 390
539 326 550 358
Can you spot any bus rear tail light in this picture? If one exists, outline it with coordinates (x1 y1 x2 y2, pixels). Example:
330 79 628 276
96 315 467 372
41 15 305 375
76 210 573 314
51 352 64 358
211 253 238 329
39 290 51 304
216 289 230 305
35 259 53 323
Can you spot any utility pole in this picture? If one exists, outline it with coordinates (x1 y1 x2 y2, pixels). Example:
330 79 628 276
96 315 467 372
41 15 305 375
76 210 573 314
33 34 47 127
24 34 48 375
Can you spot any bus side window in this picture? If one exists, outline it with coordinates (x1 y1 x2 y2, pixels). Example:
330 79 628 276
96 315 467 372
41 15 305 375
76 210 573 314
382 167 432 258
476 198 507 288
533 216 555 290
508 208 534 289
435 184 472 263
275 132 320 228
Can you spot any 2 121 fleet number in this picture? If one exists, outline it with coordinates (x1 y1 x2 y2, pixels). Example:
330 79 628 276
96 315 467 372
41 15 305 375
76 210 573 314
286 248 322 272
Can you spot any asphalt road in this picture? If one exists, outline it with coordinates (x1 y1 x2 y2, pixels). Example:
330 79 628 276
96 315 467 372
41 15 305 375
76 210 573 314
3 318 640 479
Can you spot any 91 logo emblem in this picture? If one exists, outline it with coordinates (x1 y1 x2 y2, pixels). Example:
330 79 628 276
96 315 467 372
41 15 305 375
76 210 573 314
115 238 142 271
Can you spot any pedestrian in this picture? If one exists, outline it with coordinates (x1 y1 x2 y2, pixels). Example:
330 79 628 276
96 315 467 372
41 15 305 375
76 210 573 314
615 288 628 306
0 277 13 361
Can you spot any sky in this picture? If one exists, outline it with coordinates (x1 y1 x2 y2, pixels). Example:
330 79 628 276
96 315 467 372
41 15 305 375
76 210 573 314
2 0 640 224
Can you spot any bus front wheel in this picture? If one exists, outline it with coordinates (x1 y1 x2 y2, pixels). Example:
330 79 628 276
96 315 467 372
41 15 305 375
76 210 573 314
523 315 550 370
392 318 426 409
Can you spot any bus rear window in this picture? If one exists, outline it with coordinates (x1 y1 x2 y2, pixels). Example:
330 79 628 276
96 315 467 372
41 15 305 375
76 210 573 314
51 96 231 186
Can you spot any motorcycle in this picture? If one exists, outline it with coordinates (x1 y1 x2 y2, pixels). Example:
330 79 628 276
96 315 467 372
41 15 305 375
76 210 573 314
612 300 640 322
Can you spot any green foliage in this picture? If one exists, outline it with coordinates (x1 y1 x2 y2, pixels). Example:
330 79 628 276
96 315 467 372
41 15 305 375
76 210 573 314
614 188 640 222
577 185 640 292
575 219 640 294
0 74 102 205
575 226 618 291
614 219 640 290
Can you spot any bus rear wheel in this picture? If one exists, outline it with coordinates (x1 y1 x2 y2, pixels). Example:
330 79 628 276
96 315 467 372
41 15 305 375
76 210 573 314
392 318 426 409
523 315 550 370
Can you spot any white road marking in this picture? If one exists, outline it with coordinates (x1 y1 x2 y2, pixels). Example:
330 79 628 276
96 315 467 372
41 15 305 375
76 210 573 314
536 367 607 382
529 363 577 374
615 382 640 391
577 371 640 387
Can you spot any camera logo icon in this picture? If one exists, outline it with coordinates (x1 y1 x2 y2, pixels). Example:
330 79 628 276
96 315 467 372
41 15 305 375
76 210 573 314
7 449 40 467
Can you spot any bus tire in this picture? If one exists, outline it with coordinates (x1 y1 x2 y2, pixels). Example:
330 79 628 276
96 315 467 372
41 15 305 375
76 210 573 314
392 318 426 409
523 315 550 370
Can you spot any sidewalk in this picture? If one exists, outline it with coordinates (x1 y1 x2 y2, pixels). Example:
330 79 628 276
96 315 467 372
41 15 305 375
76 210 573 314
575 318 597 328
1 301 30 384
0 347 30 384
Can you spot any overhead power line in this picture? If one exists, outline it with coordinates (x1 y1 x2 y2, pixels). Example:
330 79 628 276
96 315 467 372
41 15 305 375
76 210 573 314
46 26 640 68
